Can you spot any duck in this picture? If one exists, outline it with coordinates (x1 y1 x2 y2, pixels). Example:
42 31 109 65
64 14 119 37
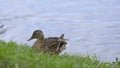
27 30 67 54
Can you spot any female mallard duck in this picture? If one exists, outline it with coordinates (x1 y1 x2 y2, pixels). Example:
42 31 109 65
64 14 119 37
27 30 67 54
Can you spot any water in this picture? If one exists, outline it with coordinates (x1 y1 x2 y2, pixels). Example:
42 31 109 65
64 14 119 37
0 0 120 62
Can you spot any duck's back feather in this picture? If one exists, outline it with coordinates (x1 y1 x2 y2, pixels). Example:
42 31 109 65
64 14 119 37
43 36 67 54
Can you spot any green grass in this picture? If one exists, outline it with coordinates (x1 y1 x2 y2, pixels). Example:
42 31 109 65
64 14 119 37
0 40 119 68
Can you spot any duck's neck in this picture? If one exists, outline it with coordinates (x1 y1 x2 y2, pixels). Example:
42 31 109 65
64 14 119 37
38 36 45 42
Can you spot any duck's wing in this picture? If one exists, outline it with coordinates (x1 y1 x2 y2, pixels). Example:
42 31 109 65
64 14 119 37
44 37 59 46
44 37 67 53
44 36 67 46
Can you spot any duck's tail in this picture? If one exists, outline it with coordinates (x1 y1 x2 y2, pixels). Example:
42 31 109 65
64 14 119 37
59 34 69 41
59 34 64 39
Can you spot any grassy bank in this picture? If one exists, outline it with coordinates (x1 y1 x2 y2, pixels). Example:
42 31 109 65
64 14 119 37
0 41 119 68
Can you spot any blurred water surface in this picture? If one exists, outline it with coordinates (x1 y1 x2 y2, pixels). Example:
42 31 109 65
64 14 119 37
0 0 120 62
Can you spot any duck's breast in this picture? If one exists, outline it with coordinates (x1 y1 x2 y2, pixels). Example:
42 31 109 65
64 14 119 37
32 40 44 49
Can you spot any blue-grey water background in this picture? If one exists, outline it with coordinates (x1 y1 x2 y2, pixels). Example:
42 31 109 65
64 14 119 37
0 0 120 62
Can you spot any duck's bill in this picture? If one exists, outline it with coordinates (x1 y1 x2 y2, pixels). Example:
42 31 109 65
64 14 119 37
27 37 33 41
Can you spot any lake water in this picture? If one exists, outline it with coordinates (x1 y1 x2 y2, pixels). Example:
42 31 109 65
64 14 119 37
0 0 120 62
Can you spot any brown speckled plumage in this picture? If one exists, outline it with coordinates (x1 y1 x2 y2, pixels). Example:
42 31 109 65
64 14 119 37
28 30 67 54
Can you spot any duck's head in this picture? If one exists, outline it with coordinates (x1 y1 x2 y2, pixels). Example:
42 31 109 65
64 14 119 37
27 30 44 41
